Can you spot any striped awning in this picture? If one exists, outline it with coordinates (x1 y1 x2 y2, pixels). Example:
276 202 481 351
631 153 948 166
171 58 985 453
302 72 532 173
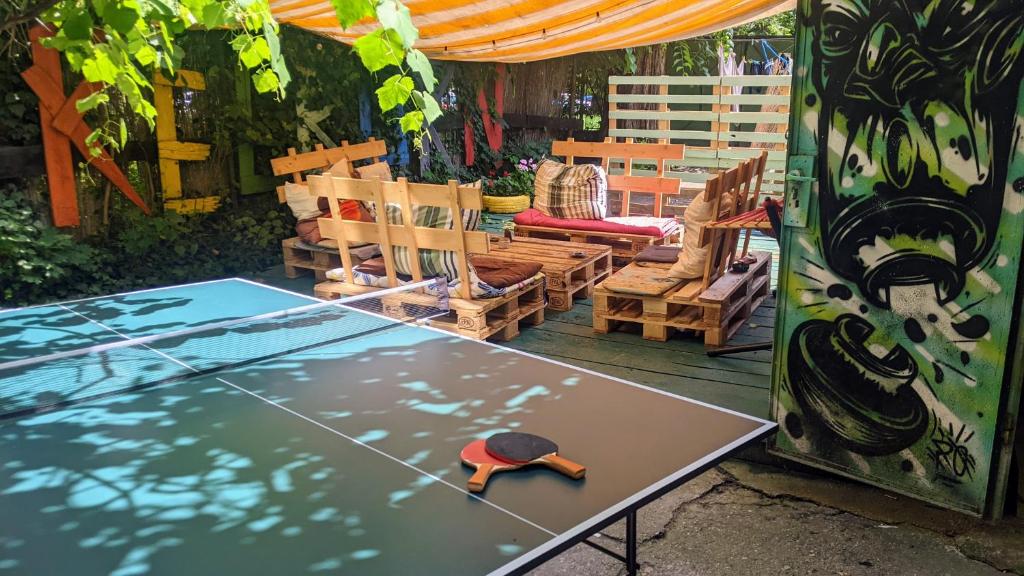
270 0 795 62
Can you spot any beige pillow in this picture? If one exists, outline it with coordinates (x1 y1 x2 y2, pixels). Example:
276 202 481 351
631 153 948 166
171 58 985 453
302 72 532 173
355 161 394 181
668 190 730 279
533 159 607 220
284 182 321 221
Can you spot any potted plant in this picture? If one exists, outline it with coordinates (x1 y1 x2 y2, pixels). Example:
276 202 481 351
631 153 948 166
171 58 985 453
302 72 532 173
481 157 537 213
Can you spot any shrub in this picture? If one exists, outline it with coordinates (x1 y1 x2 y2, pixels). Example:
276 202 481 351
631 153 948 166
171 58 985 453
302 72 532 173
0 190 293 307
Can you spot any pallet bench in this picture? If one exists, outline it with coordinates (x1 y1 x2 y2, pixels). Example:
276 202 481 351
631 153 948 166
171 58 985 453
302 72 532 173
314 277 546 342
593 251 771 346
489 236 612 311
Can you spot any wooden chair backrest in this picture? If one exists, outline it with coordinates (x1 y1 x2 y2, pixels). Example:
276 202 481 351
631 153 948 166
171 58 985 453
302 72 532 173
307 174 488 300
270 138 388 203
551 137 686 218
734 150 769 260
696 163 745 292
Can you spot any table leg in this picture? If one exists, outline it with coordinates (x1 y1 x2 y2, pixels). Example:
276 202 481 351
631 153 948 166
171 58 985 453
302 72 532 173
626 509 638 575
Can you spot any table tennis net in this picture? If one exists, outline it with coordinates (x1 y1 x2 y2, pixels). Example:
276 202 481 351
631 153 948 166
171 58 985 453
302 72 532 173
0 280 449 419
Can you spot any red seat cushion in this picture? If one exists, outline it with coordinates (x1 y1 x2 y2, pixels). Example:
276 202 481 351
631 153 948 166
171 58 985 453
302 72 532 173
513 208 677 238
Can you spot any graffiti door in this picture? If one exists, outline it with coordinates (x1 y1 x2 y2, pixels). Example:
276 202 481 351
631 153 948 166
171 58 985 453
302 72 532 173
770 0 1024 516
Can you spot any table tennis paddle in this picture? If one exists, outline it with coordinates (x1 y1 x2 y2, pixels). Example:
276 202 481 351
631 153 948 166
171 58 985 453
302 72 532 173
485 432 586 480
460 439 521 492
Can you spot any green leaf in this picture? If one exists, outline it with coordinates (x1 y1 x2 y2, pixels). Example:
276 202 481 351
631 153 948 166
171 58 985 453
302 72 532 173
353 28 404 72
75 91 110 113
102 1 140 34
134 43 157 66
375 0 418 48
63 8 94 41
399 110 424 134
406 49 435 92
419 91 442 123
201 2 227 28
253 69 280 93
376 74 413 112
119 118 128 148
81 52 120 84
239 37 270 68
330 0 374 28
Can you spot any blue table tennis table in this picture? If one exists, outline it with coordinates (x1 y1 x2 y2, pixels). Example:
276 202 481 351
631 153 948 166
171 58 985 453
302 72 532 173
0 278 775 575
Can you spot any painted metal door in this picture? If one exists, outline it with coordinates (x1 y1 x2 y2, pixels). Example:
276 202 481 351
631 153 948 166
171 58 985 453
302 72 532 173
770 0 1024 516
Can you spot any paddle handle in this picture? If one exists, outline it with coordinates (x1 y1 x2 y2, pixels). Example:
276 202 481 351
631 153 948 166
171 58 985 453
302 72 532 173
542 454 586 479
467 463 494 492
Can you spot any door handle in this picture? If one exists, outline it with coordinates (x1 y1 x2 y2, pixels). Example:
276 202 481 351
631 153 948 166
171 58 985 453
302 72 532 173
783 157 815 228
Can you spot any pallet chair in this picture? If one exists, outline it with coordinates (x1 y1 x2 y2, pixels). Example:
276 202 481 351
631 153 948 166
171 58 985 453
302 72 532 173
270 138 389 281
593 162 771 345
307 173 546 341
552 137 688 218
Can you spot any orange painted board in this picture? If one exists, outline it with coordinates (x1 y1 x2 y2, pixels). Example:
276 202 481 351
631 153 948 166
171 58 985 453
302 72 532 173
26 27 78 227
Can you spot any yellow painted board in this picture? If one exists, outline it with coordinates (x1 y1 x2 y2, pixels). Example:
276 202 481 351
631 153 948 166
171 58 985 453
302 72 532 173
159 141 212 161
165 196 220 213
154 70 207 90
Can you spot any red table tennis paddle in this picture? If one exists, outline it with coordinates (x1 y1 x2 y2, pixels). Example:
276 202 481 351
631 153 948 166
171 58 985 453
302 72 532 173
485 432 586 480
460 439 521 492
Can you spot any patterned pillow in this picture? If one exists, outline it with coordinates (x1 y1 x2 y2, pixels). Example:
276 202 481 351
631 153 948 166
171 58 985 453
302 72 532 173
533 159 607 220
384 203 476 282
459 179 482 231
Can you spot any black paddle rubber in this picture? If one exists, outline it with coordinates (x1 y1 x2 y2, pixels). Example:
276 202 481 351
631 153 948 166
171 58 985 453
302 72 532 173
486 432 558 463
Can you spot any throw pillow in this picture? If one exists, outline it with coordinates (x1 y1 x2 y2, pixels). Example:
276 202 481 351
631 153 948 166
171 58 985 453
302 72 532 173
533 159 607 220
284 182 321 221
384 203 475 282
668 190 731 279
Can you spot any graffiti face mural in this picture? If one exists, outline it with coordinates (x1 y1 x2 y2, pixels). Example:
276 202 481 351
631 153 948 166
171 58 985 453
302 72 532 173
772 0 1024 514
815 0 1023 308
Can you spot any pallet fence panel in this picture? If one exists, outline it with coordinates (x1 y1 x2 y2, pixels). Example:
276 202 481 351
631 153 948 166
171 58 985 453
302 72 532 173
607 75 792 198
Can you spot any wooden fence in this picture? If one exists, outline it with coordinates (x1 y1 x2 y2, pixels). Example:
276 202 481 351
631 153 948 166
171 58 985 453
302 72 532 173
606 75 791 198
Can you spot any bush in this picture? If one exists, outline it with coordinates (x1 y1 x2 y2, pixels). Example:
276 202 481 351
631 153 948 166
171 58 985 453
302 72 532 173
0 191 293 307
0 192 107 305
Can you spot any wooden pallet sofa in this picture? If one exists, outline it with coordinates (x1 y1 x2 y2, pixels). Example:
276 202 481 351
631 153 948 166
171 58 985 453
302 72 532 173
308 170 546 342
270 139 388 281
593 155 771 346
512 138 687 268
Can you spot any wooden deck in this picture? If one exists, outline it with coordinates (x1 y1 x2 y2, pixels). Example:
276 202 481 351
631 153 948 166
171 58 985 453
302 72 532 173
503 294 774 418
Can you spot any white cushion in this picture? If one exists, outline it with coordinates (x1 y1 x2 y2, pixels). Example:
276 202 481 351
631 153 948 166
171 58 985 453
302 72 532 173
668 190 730 279
284 182 322 221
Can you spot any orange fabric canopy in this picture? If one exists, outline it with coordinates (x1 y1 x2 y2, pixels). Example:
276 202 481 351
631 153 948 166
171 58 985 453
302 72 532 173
270 0 795 62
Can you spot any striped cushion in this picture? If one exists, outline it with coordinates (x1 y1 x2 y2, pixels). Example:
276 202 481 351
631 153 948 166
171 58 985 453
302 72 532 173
534 159 607 220
385 204 474 281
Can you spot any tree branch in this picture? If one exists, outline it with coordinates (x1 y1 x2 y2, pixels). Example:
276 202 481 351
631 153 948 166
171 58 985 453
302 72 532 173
1 0 61 34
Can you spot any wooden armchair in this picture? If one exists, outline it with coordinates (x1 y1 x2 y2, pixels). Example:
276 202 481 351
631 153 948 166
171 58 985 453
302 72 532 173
593 161 772 346
306 174 546 341
270 138 388 280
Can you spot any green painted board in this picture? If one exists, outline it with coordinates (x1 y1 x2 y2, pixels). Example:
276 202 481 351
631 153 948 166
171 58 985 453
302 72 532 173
770 0 1024 518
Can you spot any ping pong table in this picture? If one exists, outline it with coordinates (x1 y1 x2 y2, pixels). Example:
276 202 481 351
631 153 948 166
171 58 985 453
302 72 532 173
0 278 775 575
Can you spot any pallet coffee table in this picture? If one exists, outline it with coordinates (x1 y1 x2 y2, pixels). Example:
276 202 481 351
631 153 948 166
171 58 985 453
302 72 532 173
487 236 613 311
